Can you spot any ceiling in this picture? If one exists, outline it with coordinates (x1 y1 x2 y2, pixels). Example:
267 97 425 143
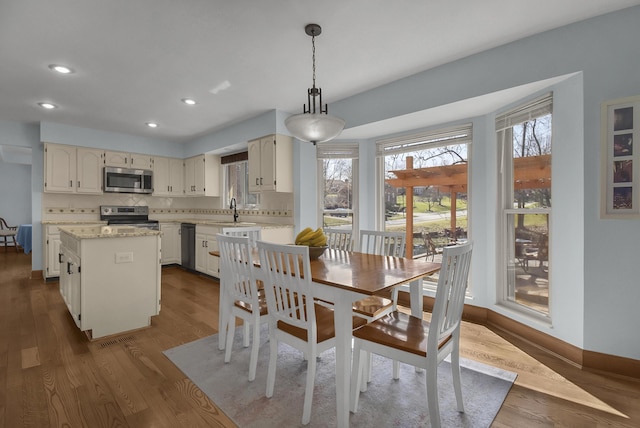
1 0 639 146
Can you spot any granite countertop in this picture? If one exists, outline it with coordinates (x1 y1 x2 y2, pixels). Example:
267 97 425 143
42 220 107 225
43 219 293 229
158 219 293 229
58 225 161 239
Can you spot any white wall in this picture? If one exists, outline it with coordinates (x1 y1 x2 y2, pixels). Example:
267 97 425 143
316 7 636 359
0 159 31 226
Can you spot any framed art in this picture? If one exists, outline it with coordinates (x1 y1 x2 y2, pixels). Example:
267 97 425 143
601 95 640 218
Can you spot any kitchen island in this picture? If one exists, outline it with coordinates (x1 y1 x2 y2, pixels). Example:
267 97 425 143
58 225 161 339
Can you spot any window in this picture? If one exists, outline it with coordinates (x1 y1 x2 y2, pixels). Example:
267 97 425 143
317 143 358 232
222 153 258 208
376 124 472 262
497 94 552 317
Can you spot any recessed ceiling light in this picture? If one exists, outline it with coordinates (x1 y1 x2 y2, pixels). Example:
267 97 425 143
48 64 74 74
38 102 57 109
182 98 197 105
146 122 159 128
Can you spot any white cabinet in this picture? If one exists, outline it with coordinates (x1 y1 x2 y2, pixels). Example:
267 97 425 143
45 225 62 278
195 225 220 277
104 150 152 169
248 134 293 192
160 223 181 265
59 246 81 327
44 143 103 194
152 156 184 196
45 223 102 278
58 228 161 339
76 147 104 193
184 154 221 196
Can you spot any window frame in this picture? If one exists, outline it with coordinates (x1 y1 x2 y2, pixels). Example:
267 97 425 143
316 143 359 234
375 124 473 294
222 156 259 209
496 93 553 320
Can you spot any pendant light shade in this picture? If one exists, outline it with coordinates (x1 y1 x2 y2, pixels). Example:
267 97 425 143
285 24 345 145
285 112 345 144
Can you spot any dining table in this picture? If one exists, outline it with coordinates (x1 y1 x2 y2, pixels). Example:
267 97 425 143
212 247 441 427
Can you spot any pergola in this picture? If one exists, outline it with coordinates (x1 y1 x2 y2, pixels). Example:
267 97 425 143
386 154 551 257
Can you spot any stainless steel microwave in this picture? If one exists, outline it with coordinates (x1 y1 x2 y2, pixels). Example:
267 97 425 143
103 166 153 194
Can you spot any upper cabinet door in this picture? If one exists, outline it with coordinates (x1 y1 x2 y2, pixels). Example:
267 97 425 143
130 154 152 170
259 136 277 191
248 139 262 193
152 156 170 196
247 134 293 193
76 148 104 194
169 158 184 195
45 143 76 193
185 154 219 196
104 151 151 169
104 151 129 168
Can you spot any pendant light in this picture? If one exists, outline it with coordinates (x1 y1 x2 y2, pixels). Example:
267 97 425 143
285 24 345 145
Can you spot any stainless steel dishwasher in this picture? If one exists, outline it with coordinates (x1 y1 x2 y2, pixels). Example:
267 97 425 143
180 223 196 271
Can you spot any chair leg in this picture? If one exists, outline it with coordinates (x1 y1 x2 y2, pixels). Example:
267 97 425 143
363 352 372 384
451 349 464 412
266 331 278 398
392 360 400 379
301 353 316 425
361 352 370 392
350 345 364 413
426 366 441 428
243 322 250 347
248 319 260 381
224 315 236 363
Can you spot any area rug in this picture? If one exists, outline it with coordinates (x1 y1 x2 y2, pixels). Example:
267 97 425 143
164 327 516 427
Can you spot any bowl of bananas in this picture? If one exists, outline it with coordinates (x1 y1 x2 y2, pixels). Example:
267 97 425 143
295 227 328 259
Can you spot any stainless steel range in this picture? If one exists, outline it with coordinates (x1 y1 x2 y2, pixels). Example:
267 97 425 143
100 205 159 230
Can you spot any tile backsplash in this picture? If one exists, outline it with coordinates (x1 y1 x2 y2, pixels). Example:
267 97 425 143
42 192 293 224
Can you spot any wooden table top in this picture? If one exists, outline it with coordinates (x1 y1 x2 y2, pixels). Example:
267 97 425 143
211 247 440 296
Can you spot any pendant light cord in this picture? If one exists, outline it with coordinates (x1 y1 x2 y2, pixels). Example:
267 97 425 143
311 32 317 90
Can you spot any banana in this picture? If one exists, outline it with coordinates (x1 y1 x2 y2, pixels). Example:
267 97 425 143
295 227 314 244
295 227 327 246
309 234 327 247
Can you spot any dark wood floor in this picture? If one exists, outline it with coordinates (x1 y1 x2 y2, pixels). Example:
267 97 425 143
1 250 638 427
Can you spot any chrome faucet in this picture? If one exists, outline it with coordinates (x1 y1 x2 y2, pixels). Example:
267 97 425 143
230 198 238 223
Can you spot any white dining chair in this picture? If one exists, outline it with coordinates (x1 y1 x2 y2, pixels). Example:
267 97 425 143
221 226 262 247
350 242 473 428
256 240 366 425
324 228 353 251
217 233 268 381
354 229 407 379
355 229 406 318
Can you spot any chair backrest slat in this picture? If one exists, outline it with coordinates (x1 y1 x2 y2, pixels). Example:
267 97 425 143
324 228 353 251
217 234 259 307
221 226 262 248
257 241 316 341
429 242 473 348
359 230 406 257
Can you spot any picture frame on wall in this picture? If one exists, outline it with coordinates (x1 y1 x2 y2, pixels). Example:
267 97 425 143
601 95 640 218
